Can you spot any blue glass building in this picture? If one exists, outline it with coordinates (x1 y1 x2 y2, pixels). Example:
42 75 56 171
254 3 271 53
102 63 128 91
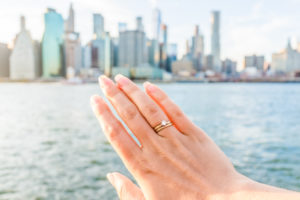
42 8 64 77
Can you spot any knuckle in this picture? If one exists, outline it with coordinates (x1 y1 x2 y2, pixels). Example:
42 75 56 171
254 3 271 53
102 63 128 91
127 84 139 96
105 124 119 141
173 107 184 119
144 103 159 116
106 87 119 98
122 105 138 120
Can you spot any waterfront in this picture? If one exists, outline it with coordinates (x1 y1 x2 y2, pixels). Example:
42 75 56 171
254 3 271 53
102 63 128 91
0 83 300 200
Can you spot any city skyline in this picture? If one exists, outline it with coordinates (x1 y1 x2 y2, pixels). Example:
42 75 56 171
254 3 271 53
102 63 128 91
2 0 300 70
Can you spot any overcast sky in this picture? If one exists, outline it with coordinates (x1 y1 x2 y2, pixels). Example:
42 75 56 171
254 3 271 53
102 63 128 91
1 0 300 68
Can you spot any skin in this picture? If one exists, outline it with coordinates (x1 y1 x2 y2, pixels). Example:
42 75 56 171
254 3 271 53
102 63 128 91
90 74 300 200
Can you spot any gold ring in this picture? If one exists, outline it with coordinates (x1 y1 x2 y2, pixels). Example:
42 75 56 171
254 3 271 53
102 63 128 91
153 120 173 133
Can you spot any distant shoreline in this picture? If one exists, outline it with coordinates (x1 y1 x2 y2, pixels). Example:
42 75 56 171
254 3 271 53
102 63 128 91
1 77 300 84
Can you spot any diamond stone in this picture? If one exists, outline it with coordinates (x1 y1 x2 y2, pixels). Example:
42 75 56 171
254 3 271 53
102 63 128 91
161 120 167 126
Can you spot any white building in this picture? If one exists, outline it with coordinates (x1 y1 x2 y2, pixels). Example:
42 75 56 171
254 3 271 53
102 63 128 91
211 11 221 72
272 39 300 73
10 16 40 80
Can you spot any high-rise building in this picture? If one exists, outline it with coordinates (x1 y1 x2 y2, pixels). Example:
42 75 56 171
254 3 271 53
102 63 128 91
204 54 214 71
64 4 82 79
42 8 64 77
118 30 146 67
104 32 112 76
244 55 265 71
0 43 10 77
82 43 92 69
10 16 40 80
192 25 205 71
92 13 106 72
222 59 237 76
272 39 300 73
211 11 221 72
65 3 74 32
136 17 144 32
93 14 104 39
152 8 162 67
118 22 127 33
111 38 119 67
160 24 168 70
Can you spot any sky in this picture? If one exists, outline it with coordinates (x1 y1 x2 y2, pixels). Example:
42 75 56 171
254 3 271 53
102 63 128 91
1 0 300 69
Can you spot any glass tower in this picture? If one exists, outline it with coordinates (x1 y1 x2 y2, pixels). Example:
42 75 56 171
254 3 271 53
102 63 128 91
211 11 221 72
42 8 64 77
93 14 104 39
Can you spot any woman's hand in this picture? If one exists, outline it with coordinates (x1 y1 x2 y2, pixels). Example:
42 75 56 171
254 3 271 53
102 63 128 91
91 75 300 200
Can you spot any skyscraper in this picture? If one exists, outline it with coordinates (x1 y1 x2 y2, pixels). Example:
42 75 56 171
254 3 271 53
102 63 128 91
211 11 221 72
10 16 40 80
118 30 146 67
152 8 162 67
92 13 106 72
118 22 127 33
192 25 205 71
136 17 144 32
64 3 82 79
42 8 64 77
160 24 168 70
93 14 104 39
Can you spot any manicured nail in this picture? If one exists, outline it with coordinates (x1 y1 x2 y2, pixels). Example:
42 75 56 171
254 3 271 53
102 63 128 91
107 173 115 185
144 81 156 93
99 75 113 89
115 74 129 87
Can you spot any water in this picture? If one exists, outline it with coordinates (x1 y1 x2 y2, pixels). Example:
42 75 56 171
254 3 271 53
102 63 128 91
0 83 300 200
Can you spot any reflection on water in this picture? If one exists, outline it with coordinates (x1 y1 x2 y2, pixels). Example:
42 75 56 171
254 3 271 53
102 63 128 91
0 83 299 199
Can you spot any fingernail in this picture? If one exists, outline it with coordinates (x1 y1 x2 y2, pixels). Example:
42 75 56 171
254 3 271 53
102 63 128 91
99 75 113 89
115 74 129 87
107 173 115 185
144 81 156 93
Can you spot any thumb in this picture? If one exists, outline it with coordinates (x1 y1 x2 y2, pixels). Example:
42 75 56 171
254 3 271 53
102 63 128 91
107 172 145 200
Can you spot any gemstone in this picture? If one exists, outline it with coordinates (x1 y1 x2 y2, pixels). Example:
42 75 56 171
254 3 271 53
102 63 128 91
161 120 167 126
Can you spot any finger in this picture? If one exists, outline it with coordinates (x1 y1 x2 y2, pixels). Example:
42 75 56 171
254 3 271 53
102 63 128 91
90 95 142 165
114 74 179 137
107 172 145 200
144 82 200 135
98 75 156 144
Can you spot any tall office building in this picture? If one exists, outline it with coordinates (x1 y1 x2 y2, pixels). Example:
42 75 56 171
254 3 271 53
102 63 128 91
42 8 64 77
211 11 221 72
10 16 40 80
104 32 112 76
118 22 127 33
160 24 168 70
92 13 106 72
82 43 92 69
136 16 144 32
0 43 10 77
64 3 82 79
192 25 205 71
93 14 104 39
118 30 146 67
244 55 265 71
152 8 162 67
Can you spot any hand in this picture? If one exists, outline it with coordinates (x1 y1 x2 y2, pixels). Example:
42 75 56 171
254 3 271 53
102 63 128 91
91 75 300 200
